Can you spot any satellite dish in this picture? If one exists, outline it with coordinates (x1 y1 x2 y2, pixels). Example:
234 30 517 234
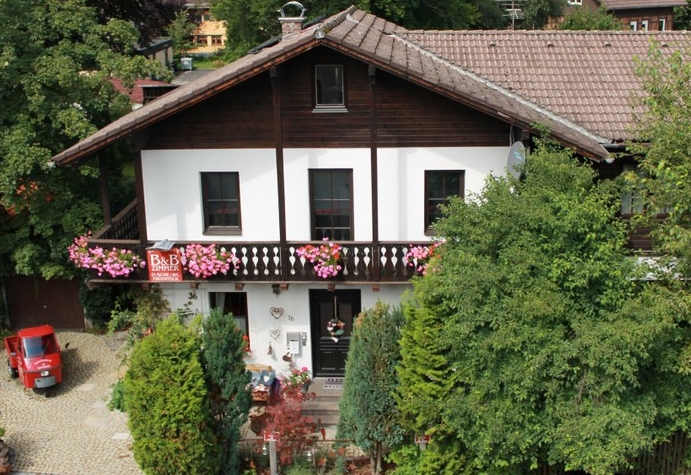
507 141 526 179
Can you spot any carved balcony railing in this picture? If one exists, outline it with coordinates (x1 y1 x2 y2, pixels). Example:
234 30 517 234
82 239 431 284
94 199 139 240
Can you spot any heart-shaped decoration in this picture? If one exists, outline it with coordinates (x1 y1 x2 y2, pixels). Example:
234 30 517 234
270 307 284 319
269 329 281 340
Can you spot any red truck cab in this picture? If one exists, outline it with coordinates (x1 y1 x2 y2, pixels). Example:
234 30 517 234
4 325 62 389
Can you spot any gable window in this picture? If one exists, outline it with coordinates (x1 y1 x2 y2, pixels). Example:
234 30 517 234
201 172 241 234
310 169 352 240
659 18 666 30
630 21 638 30
314 65 347 112
641 19 649 31
425 170 464 231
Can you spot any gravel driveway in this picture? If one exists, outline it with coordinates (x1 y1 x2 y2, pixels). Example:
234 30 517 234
1 331 143 475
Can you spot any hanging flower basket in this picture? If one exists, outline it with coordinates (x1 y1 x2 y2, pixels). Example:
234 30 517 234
296 238 342 278
68 233 145 278
326 317 345 342
403 239 445 275
179 243 240 278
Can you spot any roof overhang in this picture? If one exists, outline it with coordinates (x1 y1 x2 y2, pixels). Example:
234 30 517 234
50 7 610 167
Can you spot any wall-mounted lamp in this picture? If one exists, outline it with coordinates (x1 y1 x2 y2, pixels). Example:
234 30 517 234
604 156 615 164
314 28 326 39
272 284 281 295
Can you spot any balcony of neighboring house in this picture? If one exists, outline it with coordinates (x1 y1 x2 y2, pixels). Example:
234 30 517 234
82 200 431 285
188 20 226 55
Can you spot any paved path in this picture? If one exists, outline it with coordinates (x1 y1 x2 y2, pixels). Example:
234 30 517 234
1 331 143 475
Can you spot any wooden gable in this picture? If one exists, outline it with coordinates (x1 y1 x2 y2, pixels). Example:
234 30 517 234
146 47 509 151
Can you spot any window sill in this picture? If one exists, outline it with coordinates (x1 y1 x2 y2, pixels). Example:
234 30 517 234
203 228 243 236
312 106 348 114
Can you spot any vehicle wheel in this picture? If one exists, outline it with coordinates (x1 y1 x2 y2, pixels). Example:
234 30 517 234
7 359 17 378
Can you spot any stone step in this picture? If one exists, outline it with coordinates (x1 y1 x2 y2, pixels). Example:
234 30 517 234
303 378 342 428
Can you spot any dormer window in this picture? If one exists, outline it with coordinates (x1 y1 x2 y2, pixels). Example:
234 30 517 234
314 65 347 113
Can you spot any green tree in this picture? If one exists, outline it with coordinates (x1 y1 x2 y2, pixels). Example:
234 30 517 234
167 10 197 60
521 0 566 29
212 0 506 60
0 0 171 280
337 301 406 474
125 315 220 475
201 308 252 475
674 0 691 30
559 5 624 30
397 140 691 474
85 0 185 45
630 43 691 278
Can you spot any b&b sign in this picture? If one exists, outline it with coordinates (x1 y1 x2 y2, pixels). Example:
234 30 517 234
146 248 183 282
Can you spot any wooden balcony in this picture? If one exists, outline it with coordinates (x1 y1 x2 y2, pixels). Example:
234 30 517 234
86 200 428 284
83 239 427 285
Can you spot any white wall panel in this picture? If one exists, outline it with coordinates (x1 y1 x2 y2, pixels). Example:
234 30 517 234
378 147 509 241
141 149 279 241
283 148 372 241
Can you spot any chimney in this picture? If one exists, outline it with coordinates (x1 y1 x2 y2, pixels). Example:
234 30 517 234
279 1 306 38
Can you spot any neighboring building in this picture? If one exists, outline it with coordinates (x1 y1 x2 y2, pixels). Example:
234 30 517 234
136 37 174 69
562 0 687 30
190 19 226 54
51 5 691 376
185 2 226 55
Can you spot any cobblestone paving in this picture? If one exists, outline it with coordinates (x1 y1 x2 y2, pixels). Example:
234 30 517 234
1 331 143 475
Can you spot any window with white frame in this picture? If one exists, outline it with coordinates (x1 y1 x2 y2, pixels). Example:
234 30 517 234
659 18 666 30
641 20 649 31
314 65 346 111
630 21 638 30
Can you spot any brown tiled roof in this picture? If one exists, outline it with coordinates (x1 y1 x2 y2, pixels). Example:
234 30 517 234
400 29 691 142
601 0 686 10
52 7 691 166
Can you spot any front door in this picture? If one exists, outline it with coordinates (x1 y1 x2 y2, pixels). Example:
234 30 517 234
310 289 361 377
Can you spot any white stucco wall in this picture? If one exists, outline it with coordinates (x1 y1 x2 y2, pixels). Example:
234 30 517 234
141 149 280 242
158 282 410 377
143 146 509 244
377 146 509 241
283 148 372 241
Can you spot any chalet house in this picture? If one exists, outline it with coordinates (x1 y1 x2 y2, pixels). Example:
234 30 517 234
51 5 691 377
563 0 687 30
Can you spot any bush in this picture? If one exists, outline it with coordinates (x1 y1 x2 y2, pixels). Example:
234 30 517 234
107 378 126 411
201 308 252 475
108 286 169 348
124 315 220 475
337 301 405 474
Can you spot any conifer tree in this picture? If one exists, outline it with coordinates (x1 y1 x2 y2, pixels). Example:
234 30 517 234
202 308 252 475
337 301 405 474
124 315 220 475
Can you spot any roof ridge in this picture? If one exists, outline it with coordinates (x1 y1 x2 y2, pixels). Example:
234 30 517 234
320 4 357 34
389 31 611 145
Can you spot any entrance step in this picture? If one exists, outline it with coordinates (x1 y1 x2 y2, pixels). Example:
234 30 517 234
303 378 342 428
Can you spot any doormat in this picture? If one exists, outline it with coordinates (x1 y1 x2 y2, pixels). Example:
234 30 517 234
322 378 344 390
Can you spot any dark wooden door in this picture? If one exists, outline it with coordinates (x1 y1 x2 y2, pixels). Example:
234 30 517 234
310 289 361 377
